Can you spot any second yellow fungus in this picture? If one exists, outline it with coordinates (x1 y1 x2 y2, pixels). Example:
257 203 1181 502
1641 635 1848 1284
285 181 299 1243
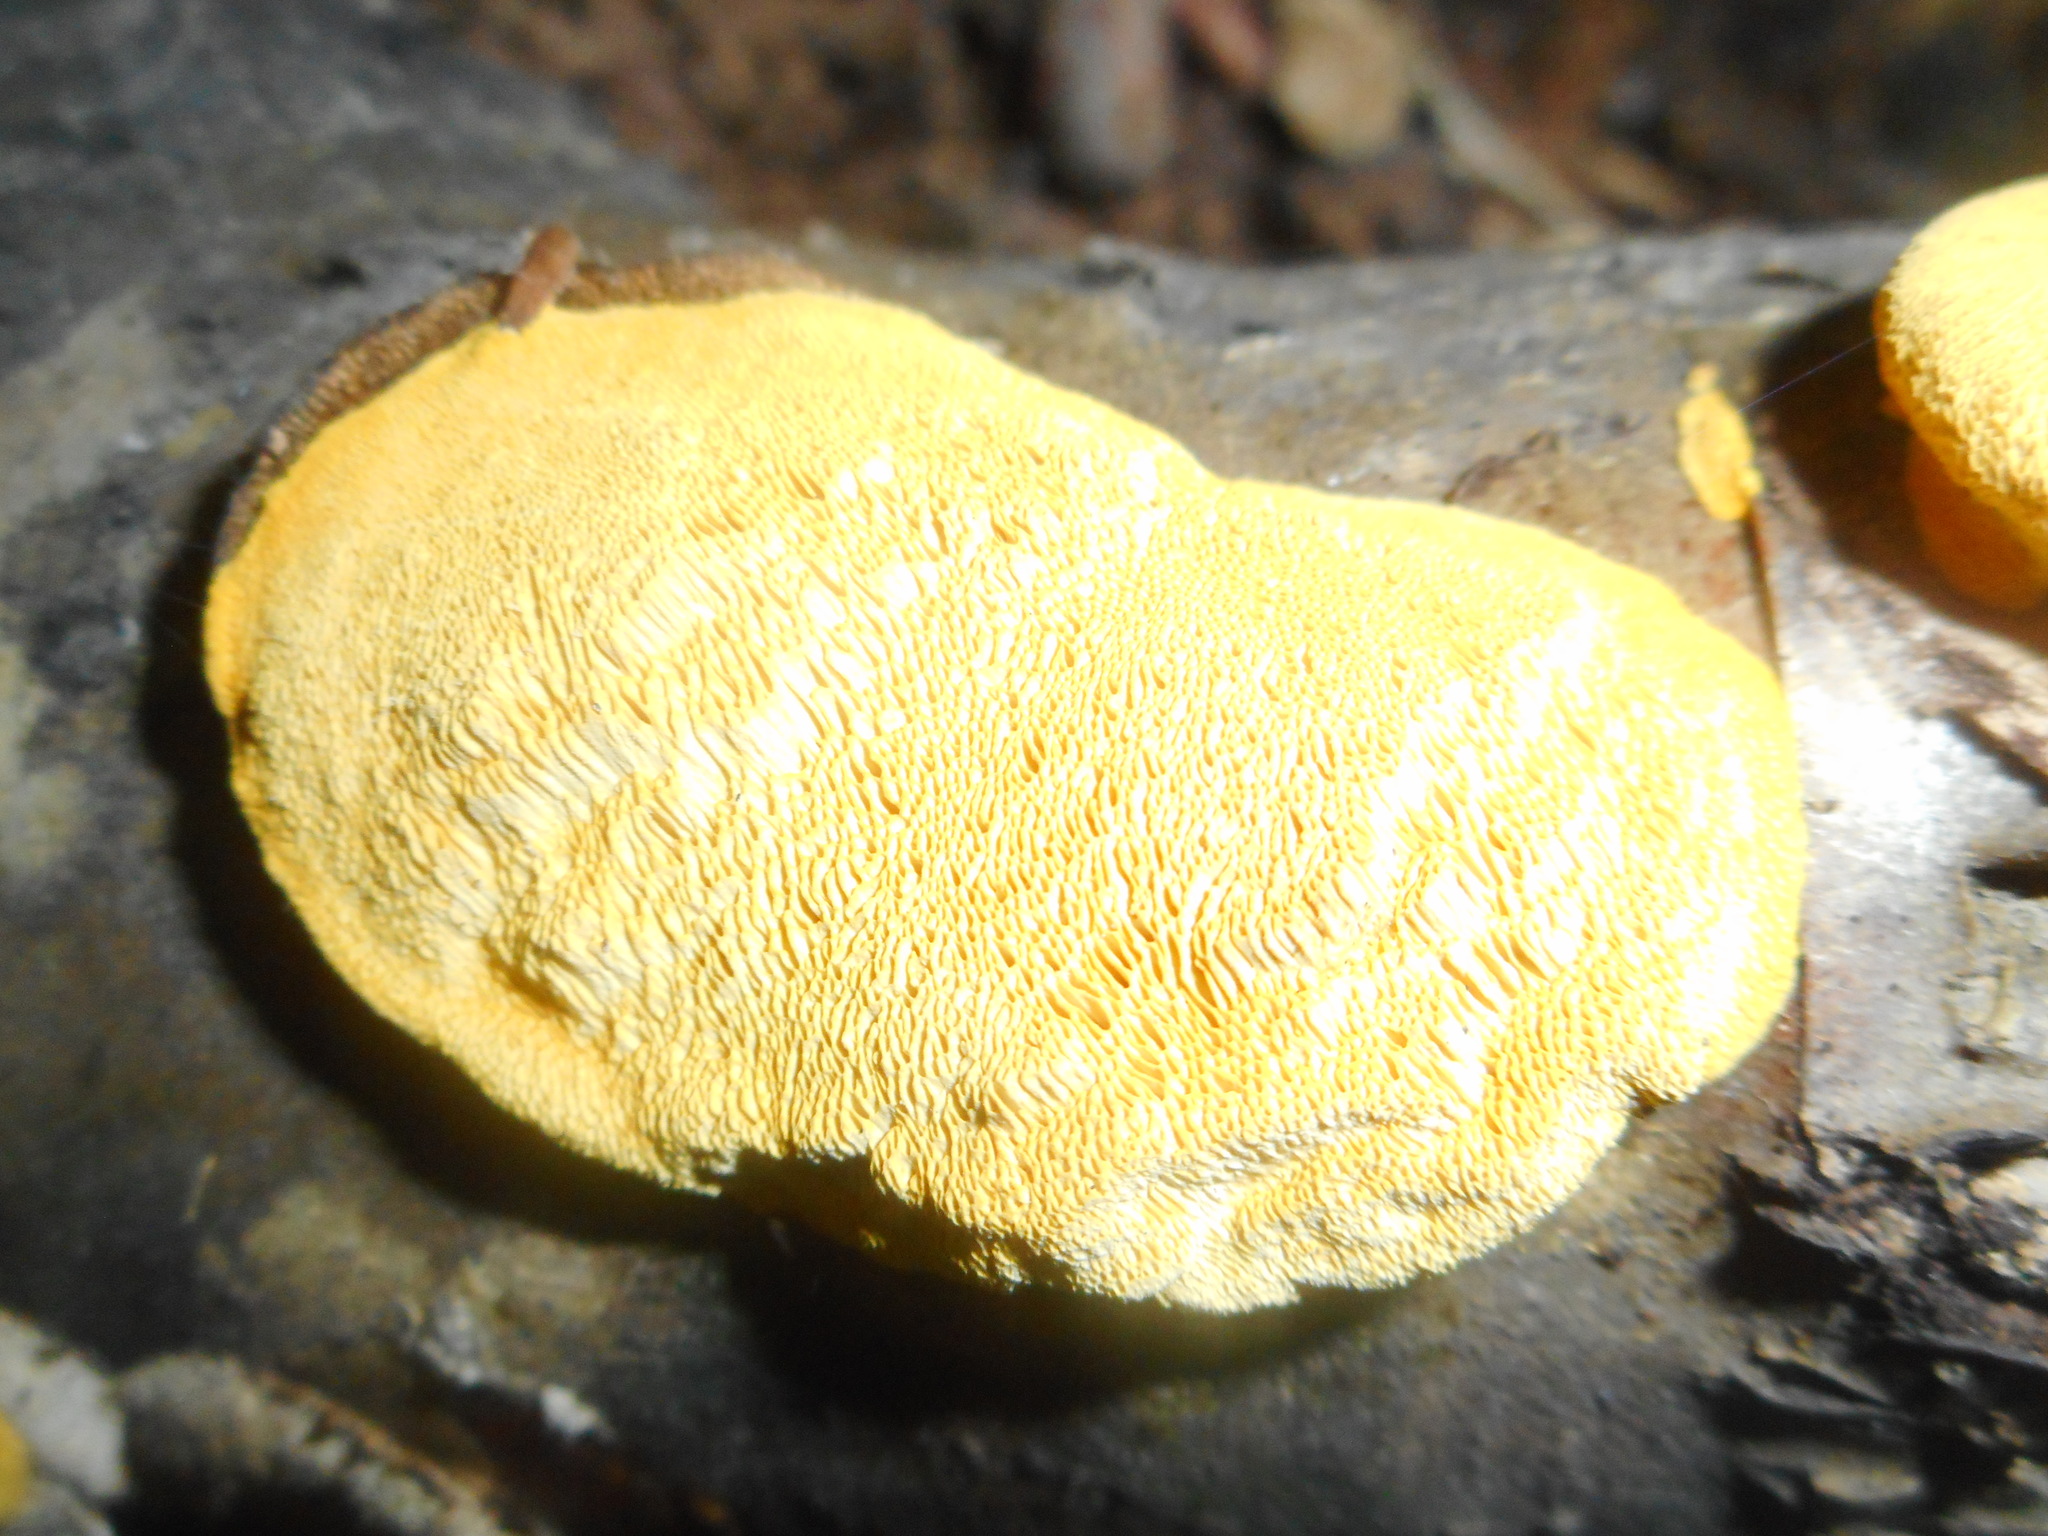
1877 174 2048 610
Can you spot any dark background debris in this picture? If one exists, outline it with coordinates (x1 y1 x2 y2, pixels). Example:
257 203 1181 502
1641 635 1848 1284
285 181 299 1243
439 0 2048 258
1716 1135 2048 1535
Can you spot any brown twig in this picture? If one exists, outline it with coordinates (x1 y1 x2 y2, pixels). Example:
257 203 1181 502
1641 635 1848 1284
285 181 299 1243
500 225 582 329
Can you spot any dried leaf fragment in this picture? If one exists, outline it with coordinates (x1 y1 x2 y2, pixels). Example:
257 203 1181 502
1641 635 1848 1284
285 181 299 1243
1677 362 1763 523
1268 0 1413 164
1040 0 1177 194
1405 44 1610 243
1172 0 1272 93
1266 0 1610 243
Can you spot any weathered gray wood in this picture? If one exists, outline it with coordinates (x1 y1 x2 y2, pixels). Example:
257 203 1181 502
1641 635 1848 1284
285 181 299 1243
15 3 2048 1534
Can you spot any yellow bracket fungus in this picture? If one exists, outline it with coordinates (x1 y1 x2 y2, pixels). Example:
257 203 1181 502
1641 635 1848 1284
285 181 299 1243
1876 174 2048 612
205 236 1805 1312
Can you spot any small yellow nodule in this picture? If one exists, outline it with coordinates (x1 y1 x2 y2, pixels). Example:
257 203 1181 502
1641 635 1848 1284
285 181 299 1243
0 1406 31 1525
1676 363 1763 524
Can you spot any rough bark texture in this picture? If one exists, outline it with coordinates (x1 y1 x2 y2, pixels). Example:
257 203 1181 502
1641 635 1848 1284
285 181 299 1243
5 2 2047 1534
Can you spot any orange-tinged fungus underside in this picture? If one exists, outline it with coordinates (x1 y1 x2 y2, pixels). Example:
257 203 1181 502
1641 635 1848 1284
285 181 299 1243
1877 174 2048 606
206 287 1804 1311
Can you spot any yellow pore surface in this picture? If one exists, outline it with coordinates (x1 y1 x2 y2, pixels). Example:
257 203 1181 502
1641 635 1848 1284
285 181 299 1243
1877 174 2048 562
206 290 1805 1311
